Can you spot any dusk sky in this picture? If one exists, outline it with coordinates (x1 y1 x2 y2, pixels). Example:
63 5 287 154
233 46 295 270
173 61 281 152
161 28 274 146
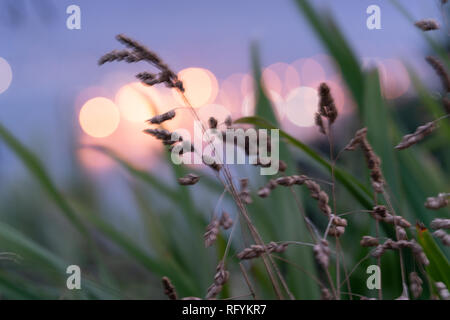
0 0 446 182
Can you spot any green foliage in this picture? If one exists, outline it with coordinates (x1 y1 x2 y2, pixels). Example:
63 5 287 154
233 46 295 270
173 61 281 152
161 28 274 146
0 0 448 300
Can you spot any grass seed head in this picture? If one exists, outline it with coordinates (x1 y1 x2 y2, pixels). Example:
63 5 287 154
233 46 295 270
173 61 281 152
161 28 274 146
425 193 449 209
204 219 220 248
426 56 450 92
409 272 423 299
415 19 440 31
433 229 450 246
430 218 450 230
395 121 436 150
177 173 200 186
162 276 178 300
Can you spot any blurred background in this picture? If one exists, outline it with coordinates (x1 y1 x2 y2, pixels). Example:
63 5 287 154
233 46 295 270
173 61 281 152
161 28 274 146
0 0 448 300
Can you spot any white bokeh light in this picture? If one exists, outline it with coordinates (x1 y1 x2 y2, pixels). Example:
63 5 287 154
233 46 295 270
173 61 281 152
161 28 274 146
284 87 319 127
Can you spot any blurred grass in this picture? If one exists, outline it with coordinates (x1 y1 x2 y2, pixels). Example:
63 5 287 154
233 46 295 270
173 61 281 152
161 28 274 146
0 0 448 300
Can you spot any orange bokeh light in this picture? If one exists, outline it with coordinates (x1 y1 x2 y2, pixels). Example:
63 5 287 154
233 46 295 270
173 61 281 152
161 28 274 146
174 67 218 108
79 97 120 138
115 82 158 123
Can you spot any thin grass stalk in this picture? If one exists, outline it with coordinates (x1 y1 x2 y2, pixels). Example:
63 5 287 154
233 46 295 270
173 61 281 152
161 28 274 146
176 89 285 299
382 189 409 298
239 263 257 300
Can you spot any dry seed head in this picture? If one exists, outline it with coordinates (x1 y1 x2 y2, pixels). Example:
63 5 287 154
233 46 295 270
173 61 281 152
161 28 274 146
147 110 176 125
433 229 450 246
318 82 338 124
267 175 332 216
204 219 220 248
237 241 288 260
426 56 450 92
177 173 200 186
435 282 450 300
345 128 384 193
415 19 440 31
100 34 184 91
360 236 379 247
208 117 218 129
371 205 388 221
328 225 345 237
383 214 412 228
275 176 297 186
98 50 142 65
224 115 233 128
314 239 330 269
425 193 449 209
410 240 430 265
144 128 182 145
239 178 252 204
202 154 222 172
430 218 450 230
396 226 408 240
332 216 348 227
321 287 333 300
315 112 327 135
161 276 178 300
219 211 233 230
409 272 423 299
206 261 229 300
257 179 278 198
395 121 436 150
303 179 332 216
371 239 429 265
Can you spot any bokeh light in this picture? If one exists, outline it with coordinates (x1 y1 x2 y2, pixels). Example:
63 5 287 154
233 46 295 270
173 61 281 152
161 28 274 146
0 57 13 94
378 59 410 100
295 58 326 88
115 82 157 123
241 90 284 119
174 67 218 108
262 67 282 95
79 97 120 138
284 87 319 127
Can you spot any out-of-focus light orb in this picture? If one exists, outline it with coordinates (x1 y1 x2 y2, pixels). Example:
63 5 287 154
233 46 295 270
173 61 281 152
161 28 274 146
0 57 13 94
300 58 326 87
284 65 301 96
291 58 326 88
378 59 410 100
241 90 284 119
284 87 319 127
240 74 254 97
262 67 282 94
174 67 218 108
79 97 120 138
116 82 156 122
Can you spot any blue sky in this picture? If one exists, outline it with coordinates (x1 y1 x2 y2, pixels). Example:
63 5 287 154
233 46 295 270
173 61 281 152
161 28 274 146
0 0 445 180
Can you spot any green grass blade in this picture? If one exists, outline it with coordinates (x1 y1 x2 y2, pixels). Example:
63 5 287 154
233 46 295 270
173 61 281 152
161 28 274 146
0 222 119 299
235 116 373 209
417 226 450 288
0 123 87 235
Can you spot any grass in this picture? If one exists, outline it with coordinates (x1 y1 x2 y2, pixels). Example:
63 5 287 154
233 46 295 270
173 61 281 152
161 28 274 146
0 0 448 300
